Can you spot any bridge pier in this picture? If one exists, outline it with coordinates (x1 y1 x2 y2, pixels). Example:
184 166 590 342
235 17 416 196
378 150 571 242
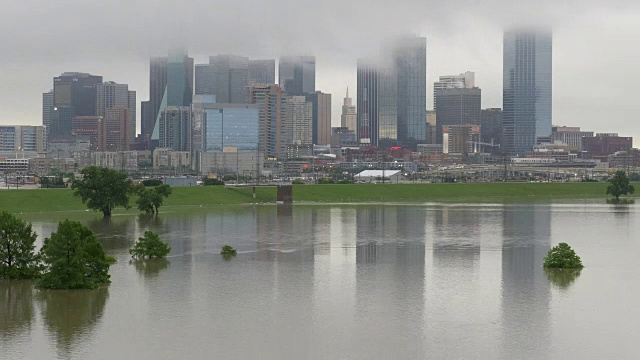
276 185 293 205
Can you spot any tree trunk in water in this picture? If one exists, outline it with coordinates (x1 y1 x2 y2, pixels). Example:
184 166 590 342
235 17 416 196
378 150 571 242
103 208 111 217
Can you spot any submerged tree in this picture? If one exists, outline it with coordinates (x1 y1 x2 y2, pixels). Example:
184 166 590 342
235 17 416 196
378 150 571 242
38 220 111 290
543 243 584 269
71 166 133 217
129 231 171 260
606 170 635 201
0 212 40 279
220 245 237 260
134 184 173 215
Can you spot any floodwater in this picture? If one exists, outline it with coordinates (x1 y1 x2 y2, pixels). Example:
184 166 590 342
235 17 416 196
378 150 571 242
1 203 639 359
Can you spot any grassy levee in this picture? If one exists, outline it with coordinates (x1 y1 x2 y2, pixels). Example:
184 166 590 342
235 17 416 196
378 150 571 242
0 182 630 214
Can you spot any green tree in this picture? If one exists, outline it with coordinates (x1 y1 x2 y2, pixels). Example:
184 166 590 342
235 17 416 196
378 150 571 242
70 166 133 217
135 184 173 215
0 212 41 279
543 243 584 269
606 170 635 200
202 178 224 186
141 179 163 187
129 231 170 260
37 220 111 290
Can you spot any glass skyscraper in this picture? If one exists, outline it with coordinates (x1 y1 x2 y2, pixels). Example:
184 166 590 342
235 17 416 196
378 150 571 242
503 29 552 155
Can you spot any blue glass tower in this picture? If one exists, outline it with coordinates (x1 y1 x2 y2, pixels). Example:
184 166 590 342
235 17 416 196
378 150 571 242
503 30 552 155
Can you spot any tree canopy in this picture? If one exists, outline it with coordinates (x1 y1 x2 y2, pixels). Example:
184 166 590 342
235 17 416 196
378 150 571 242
543 243 584 269
0 212 40 279
71 166 133 217
134 184 173 215
37 220 111 289
607 170 635 200
130 231 171 260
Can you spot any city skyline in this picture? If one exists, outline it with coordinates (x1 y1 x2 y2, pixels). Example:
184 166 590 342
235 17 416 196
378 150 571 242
2 1 640 142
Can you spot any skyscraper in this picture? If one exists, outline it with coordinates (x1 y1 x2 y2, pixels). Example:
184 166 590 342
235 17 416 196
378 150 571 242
96 82 137 142
159 106 192 151
434 72 475 110
305 91 332 145
481 108 503 148
209 54 249 103
392 36 427 149
248 59 276 85
143 49 194 143
435 87 481 144
279 56 315 95
42 91 53 134
341 88 357 132
195 64 216 96
250 84 286 159
284 96 313 146
356 36 426 149
51 72 103 138
99 108 134 151
503 29 552 155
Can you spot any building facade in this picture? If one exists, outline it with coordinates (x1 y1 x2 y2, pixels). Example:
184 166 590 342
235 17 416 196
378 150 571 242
503 29 553 155
248 59 276 85
305 91 332 145
0 126 47 153
435 87 482 144
51 72 103 138
250 84 286 159
443 125 481 155
209 54 249 103
481 108 503 148
159 106 192 151
199 104 260 152
551 126 594 151
285 96 313 146
42 91 53 134
195 64 216 96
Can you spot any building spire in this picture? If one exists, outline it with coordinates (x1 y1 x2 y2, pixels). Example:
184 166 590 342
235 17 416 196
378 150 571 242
346 87 349 99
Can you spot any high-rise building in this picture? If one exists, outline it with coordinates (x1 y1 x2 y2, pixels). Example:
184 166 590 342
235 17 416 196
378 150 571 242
51 72 103 138
158 106 193 151
195 103 259 152
96 82 137 141
356 36 427 149
435 87 481 144
248 59 276 85
341 87 357 132
250 84 286 159
503 29 553 155
442 125 481 155
285 96 313 146
99 108 134 151
71 116 102 150
392 36 427 149
481 108 503 149
42 91 53 134
209 54 249 104
425 110 437 144
305 91 332 145
279 56 315 95
195 64 216 95
143 49 194 143
0 126 47 153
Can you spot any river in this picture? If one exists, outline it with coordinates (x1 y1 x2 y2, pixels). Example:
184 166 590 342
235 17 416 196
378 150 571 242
1 203 639 359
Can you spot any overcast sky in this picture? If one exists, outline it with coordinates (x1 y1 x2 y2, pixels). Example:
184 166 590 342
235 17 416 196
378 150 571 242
2 0 640 141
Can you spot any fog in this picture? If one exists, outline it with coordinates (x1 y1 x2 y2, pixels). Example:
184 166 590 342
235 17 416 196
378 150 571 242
2 0 640 140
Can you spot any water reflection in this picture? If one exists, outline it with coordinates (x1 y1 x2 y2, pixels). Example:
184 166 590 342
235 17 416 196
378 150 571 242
132 259 170 277
0 280 34 342
37 287 109 357
86 216 137 254
544 268 582 290
501 205 551 359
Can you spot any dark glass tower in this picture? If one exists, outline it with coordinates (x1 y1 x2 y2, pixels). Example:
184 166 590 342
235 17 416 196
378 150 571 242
503 30 552 155
51 72 103 138
278 56 315 95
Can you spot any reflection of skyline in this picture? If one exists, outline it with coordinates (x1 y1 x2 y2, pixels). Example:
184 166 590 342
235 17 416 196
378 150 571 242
0 280 34 350
501 205 551 359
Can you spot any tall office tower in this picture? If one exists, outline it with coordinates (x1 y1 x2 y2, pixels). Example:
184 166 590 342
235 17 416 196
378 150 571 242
195 64 216 95
209 54 249 103
249 84 286 159
198 103 260 151
51 72 103 138
503 29 552 155
0 126 47 153
100 108 134 151
248 59 276 85
278 56 315 95
285 96 313 146
391 36 427 149
96 82 137 141
341 87 357 132
433 72 475 110
42 91 53 134
143 49 194 143
305 91 332 145
481 108 503 148
356 59 380 146
158 106 193 151
435 87 481 144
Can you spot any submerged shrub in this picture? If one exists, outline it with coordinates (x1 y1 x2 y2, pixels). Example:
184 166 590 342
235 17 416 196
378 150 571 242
543 243 584 269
